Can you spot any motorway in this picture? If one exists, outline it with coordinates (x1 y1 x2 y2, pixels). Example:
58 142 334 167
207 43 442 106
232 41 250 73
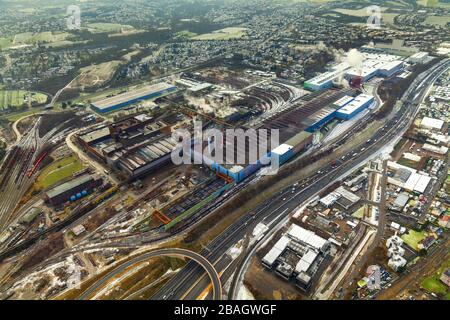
150 59 450 300
78 248 222 300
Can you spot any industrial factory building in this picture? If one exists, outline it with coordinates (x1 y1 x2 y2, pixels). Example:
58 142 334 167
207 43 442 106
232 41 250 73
91 83 177 114
45 174 103 206
175 78 214 96
335 94 375 120
304 51 405 91
197 89 370 183
77 113 177 179
262 224 330 290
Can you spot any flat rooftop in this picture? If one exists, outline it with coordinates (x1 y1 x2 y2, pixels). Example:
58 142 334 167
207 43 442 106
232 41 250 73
115 135 177 172
337 94 374 115
79 126 110 144
46 174 96 199
92 83 176 110
261 89 355 142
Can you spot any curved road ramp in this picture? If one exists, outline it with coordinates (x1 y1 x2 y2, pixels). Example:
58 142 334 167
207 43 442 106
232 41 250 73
78 248 222 300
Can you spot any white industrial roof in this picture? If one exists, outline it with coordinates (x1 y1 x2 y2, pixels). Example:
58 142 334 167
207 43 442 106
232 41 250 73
302 250 318 264
295 259 311 274
288 224 327 251
272 144 293 155
404 173 422 192
295 250 318 274
333 95 354 108
410 52 428 59
403 153 421 162
388 161 417 174
188 83 213 92
320 193 341 207
262 235 289 266
337 94 374 115
414 175 431 194
420 117 444 130
306 69 343 86
380 60 404 72
335 186 361 203
423 144 449 155
403 172 431 193
93 83 176 110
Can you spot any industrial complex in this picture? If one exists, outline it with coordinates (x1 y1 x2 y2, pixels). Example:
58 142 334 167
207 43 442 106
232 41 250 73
77 112 177 179
0 5 448 303
262 223 330 291
91 83 177 114
304 50 406 91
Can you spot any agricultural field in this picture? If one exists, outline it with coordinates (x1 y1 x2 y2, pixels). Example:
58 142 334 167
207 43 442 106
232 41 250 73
424 15 450 26
86 23 136 34
192 27 248 41
0 38 13 50
175 30 198 39
333 7 398 24
13 31 72 45
0 90 48 110
74 61 123 89
417 0 450 8
35 156 85 190
420 258 450 299
401 229 427 251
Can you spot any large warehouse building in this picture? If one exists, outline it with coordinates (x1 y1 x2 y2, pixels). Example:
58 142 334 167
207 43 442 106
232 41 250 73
336 94 375 120
91 83 177 114
45 174 103 206
304 51 405 91
197 89 364 183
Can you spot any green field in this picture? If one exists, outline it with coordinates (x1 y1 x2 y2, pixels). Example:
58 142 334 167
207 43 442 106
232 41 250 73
192 27 247 41
0 38 13 50
3 109 43 122
424 15 450 26
87 23 135 34
175 30 198 39
13 31 71 45
0 90 48 110
352 205 365 219
398 157 420 170
401 230 427 251
35 156 85 190
421 258 450 298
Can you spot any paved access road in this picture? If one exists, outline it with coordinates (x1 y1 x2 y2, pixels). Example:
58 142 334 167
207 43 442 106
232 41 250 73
78 248 222 300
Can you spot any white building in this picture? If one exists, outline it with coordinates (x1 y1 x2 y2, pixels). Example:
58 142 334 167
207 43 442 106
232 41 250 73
423 144 449 155
388 254 407 271
409 52 428 64
386 235 404 249
420 117 444 131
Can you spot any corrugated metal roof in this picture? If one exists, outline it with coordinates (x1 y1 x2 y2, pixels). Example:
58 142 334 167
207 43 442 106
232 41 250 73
288 224 327 250
46 175 93 199
262 235 289 266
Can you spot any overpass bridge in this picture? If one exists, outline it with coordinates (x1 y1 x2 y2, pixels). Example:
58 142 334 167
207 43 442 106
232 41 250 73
77 248 222 300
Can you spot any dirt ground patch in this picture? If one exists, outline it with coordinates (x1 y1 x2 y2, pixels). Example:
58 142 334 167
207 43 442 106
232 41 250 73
243 256 305 300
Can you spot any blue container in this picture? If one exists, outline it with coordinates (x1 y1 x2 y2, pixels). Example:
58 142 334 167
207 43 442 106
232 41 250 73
76 193 82 199
70 195 76 201
82 190 88 196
